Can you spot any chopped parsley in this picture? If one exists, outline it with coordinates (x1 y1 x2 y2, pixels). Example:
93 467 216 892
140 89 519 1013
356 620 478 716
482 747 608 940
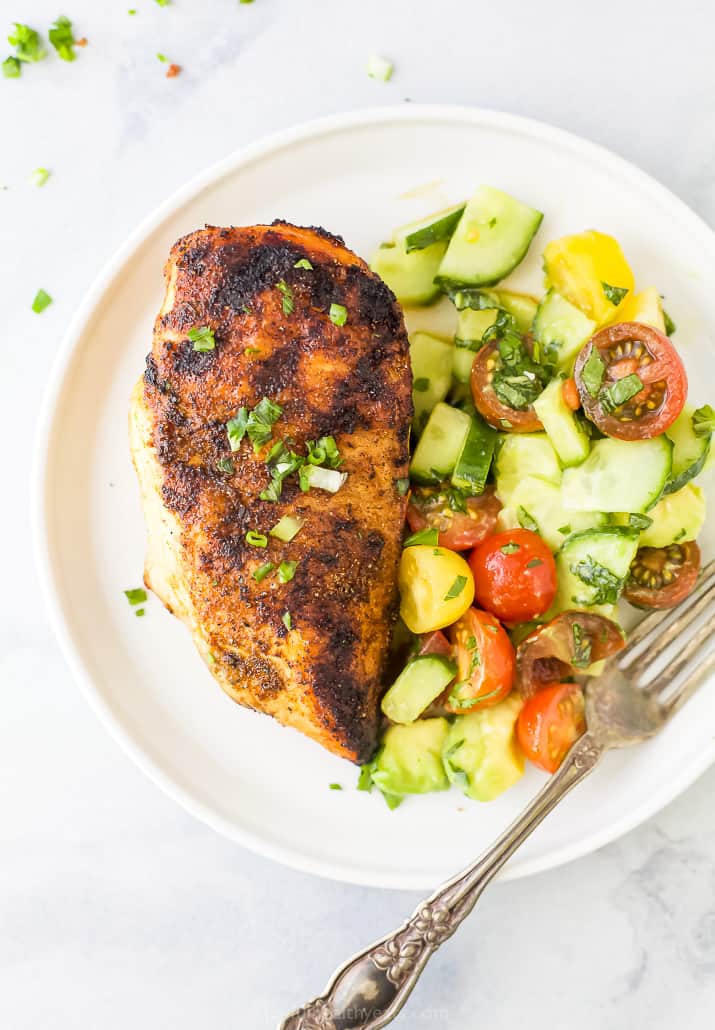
276 279 294 315
601 281 629 306
124 588 147 605
226 407 249 450
558 524 572 536
2 56 21 77
329 303 347 326
245 530 268 548
49 16 76 61
252 562 274 583
600 373 643 412
580 347 606 397
673 527 687 542
216 457 234 474
500 542 520 555
413 377 430 392
281 610 292 631
277 560 298 584
571 622 592 668
404 527 439 548
134 608 146 617
8 23 46 63
30 167 50 187
294 258 313 270
189 325 215 351
693 404 715 437
32 289 52 313
444 575 468 601
487 315 550 410
329 782 343 790
570 556 625 606
663 308 676 336
246 397 283 450
516 506 538 533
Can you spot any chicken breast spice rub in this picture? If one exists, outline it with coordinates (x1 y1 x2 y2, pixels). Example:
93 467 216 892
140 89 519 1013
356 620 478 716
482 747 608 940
129 221 413 763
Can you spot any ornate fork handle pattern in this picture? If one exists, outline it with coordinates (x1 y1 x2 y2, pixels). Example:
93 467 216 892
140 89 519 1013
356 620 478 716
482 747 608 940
280 733 603 1030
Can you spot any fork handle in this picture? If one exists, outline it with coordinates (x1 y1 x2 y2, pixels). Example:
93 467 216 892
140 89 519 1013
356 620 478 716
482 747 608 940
279 732 604 1030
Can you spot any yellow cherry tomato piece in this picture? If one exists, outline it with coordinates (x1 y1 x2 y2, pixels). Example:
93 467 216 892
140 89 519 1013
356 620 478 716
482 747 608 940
608 286 665 332
399 545 475 634
543 230 634 324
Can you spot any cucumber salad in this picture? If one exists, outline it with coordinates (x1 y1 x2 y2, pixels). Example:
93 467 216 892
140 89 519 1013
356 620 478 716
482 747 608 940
362 184 714 809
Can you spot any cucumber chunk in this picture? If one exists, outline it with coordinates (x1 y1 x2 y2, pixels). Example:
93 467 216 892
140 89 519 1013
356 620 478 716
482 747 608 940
410 332 454 434
453 308 498 384
665 405 711 494
561 436 672 514
532 290 596 372
370 718 450 801
499 476 605 551
638 484 706 548
451 416 498 493
370 240 445 306
381 655 457 725
402 203 466 252
436 185 543 288
410 402 472 484
552 527 640 618
495 433 562 506
496 290 539 333
533 377 590 467
443 696 524 802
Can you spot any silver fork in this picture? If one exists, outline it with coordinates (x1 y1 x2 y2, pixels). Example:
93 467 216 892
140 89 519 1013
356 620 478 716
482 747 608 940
280 559 715 1030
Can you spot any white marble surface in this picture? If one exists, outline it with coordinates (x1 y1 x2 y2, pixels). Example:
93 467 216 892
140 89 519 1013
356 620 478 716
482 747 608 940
3 1 715 1026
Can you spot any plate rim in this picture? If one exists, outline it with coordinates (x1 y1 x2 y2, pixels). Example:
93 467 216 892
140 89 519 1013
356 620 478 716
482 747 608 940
32 103 715 890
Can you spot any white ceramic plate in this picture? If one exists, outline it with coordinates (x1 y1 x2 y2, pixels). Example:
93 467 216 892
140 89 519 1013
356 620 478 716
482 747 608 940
33 106 715 890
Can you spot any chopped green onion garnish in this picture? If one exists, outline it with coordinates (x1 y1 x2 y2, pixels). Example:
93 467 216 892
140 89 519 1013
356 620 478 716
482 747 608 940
135 607 146 617
329 303 347 326
245 530 268 548
124 588 147 605
2 56 21 77
189 325 215 351
32 289 52 313
357 765 372 791
30 167 50 187
277 560 298 584
282 610 292 631
269 515 303 542
49 16 76 62
253 562 275 583
276 279 294 315
226 407 249 450
306 435 342 468
247 396 283 451
299 464 347 494
443 575 467 601
216 457 234 474
8 23 46 63
404 527 439 548
294 258 313 269
366 53 393 81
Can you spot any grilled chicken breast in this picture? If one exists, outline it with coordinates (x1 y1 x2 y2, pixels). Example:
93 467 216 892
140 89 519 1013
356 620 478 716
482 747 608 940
129 221 412 763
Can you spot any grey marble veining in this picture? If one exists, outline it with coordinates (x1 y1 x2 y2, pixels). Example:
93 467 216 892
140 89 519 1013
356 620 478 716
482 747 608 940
2 1 715 1026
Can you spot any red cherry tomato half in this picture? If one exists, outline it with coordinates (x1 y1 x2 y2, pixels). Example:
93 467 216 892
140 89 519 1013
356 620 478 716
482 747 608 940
515 611 625 697
418 630 453 657
406 485 502 551
624 541 700 610
517 682 586 773
445 607 515 713
470 338 544 433
468 529 557 623
574 322 687 440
